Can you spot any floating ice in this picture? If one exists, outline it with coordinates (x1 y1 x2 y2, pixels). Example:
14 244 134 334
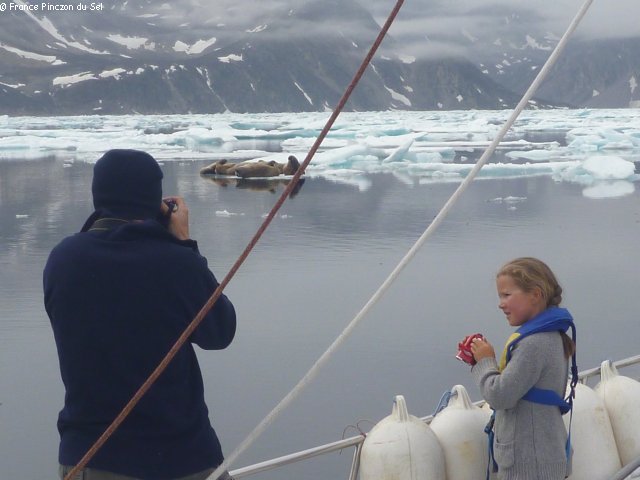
489 196 527 204
582 156 635 180
556 155 636 189
505 149 559 161
0 110 638 196
215 210 244 217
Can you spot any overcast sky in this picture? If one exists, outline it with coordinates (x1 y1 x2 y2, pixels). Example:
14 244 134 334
170 0 639 62
173 0 640 61
372 0 640 40
187 0 640 40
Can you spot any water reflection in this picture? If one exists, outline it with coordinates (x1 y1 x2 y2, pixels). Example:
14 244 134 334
201 174 306 198
1 157 639 480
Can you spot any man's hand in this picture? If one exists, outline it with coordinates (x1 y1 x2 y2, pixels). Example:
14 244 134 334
161 196 190 240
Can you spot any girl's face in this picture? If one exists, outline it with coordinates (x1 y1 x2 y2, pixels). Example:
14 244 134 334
496 274 546 327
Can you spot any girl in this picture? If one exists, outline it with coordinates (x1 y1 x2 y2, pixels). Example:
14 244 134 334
469 257 576 480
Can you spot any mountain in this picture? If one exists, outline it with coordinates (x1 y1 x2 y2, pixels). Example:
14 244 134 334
0 0 637 115
458 8 640 109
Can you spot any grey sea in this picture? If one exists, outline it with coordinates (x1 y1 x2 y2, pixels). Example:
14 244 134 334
1 110 639 479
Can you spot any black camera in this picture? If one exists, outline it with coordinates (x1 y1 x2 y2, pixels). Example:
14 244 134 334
163 199 178 213
157 199 177 229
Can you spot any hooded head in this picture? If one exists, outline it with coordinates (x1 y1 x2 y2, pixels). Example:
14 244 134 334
91 149 163 220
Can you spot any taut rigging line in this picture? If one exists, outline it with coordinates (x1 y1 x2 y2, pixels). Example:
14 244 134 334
211 1 594 479
63 1 407 479
209 0 595 478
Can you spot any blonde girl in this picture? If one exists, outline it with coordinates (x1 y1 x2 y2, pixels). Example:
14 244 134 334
468 257 577 480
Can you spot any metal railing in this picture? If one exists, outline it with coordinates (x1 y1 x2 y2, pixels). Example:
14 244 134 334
229 354 640 479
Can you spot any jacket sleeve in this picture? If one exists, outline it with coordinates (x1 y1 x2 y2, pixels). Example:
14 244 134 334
190 281 236 350
471 336 546 410
177 240 237 350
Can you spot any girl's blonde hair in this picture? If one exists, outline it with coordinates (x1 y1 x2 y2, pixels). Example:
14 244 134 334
498 257 575 358
497 257 562 307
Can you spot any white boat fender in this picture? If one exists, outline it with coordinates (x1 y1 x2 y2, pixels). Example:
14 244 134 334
429 385 494 480
360 395 446 480
563 382 621 480
594 360 640 466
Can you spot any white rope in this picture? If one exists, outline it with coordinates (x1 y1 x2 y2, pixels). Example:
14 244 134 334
209 1 594 478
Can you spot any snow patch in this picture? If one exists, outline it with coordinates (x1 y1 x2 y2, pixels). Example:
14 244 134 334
218 54 243 63
294 82 313 105
384 86 411 107
107 34 150 50
52 72 97 87
173 38 217 55
0 43 64 64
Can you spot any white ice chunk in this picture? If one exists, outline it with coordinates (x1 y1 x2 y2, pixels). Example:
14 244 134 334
506 149 557 161
582 156 635 180
312 144 382 167
215 210 244 217
382 138 414 163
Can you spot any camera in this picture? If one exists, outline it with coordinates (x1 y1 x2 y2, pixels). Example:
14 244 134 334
456 333 484 365
163 199 178 213
157 199 178 229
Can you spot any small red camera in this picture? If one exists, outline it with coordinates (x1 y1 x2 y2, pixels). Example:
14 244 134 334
456 333 484 365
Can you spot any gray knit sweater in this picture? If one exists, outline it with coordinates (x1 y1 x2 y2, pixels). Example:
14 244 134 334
472 332 570 480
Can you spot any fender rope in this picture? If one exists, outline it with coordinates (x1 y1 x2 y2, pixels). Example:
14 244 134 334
64 1 406 478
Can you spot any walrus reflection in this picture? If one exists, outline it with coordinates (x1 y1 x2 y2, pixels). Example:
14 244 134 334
236 178 305 197
204 176 235 188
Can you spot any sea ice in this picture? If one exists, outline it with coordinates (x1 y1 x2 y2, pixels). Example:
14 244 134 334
582 156 635 180
0 110 638 198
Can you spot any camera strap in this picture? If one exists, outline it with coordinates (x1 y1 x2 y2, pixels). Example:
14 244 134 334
87 217 130 232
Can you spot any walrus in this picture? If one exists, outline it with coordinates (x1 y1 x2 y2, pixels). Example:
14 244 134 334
235 160 281 178
274 155 302 176
199 159 241 175
200 155 303 178
199 161 218 175
201 171 306 197
214 159 239 175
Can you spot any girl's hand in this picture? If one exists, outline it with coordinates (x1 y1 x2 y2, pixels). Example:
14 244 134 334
471 337 495 362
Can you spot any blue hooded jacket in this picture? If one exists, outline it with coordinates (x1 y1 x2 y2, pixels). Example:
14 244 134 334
44 218 236 479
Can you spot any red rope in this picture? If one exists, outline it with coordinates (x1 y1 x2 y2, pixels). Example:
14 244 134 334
64 1 404 478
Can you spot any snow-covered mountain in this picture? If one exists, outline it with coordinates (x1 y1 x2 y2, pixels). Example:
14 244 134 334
456 7 640 109
0 0 637 115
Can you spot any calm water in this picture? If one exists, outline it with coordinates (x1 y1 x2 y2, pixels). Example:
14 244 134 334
1 156 639 479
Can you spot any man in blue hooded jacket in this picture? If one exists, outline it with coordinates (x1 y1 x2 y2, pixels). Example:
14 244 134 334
44 149 236 480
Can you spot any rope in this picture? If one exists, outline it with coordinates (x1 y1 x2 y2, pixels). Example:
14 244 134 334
63 2 405 479
433 390 454 416
64 0 594 477
609 455 640 480
212 1 593 479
